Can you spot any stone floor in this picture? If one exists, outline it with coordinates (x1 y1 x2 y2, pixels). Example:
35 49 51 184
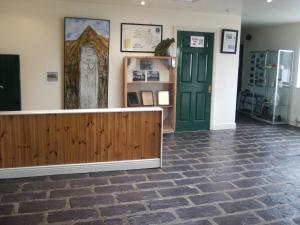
1 118 300 225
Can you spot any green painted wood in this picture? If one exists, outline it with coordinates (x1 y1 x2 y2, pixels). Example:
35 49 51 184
176 31 214 131
0 55 21 111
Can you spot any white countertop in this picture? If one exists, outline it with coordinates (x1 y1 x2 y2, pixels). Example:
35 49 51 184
0 107 163 116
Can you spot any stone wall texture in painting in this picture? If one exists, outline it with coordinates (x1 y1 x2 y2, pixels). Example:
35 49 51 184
64 18 109 109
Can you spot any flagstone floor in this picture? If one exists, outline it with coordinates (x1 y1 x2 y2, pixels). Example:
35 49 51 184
1 118 300 225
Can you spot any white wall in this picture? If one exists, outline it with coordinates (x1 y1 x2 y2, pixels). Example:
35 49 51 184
0 0 241 130
242 23 300 126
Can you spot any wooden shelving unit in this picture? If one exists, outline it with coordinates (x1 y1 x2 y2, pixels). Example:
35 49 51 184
123 56 176 133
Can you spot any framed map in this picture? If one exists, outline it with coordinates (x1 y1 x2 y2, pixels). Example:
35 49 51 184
121 23 163 53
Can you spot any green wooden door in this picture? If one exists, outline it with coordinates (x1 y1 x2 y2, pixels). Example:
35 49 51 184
176 31 214 131
0 55 21 111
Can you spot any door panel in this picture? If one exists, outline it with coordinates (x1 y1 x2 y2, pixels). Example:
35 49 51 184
197 54 208 82
181 53 193 82
0 55 21 111
195 92 206 121
176 31 214 131
180 92 191 121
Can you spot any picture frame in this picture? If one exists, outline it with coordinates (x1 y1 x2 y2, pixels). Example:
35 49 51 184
140 59 153 70
220 29 238 54
64 17 110 109
127 92 140 107
121 23 163 53
132 70 145 81
158 91 170 106
141 91 154 106
147 71 160 82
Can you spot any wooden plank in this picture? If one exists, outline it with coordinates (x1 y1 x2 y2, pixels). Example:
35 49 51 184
0 111 161 168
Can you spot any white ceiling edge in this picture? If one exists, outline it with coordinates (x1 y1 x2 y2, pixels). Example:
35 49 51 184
56 0 300 27
241 0 300 28
56 0 242 16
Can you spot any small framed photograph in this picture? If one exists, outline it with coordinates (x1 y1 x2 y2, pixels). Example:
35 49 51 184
140 60 153 70
158 91 170 106
133 70 145 81
221 29 238 54
141 91 154 106
147 71 160 81
127 92 140 107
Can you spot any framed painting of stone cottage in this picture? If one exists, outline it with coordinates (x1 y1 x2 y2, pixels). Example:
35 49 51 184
64 17 110 109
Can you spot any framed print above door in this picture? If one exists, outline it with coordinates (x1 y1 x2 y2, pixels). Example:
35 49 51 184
64 17 110 109
121 23 163 53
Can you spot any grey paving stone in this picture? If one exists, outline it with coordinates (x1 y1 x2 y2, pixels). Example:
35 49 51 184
183 170 211 177
256 205 298 221
74 218 123 225
110 175 146 184
116 190 158 203
162 165 194 172
158 186 199 197
95 184 134 194
219 199 264 213
213 213 262 225
100 203 146 217
1 191 47 203
70 195 114 208
0 213 44 225
147 197 189 210
89 171 125 177
48 209 97 223
0 204 14 215
294 217 300 224
266 221 295 225
172 220 212 225
227 188 265 199
126 168 161 175
174 177 210 185
169 159 199 165
0 184 20 194
50 173 88 180
136 181 174 189
232 177 267 188
258 194 295 207
242 170 270 177
19 199 66 213
210 173 242 182
70 178 108 187
147 173 183 181
193 163 224 170
212 166 246 174
176 205 222 220
22 181 66 192
50 188 93 198
189 193 230 205
128 212 176 225
197 182 236 192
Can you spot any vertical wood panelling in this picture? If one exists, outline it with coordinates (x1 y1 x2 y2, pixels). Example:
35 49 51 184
0 111 161 169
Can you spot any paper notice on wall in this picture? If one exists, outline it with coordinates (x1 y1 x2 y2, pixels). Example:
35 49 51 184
190 36 204 48
282 69 290 83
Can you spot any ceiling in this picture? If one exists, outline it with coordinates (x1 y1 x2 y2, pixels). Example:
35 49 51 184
242 0 300 27
60 0 300 27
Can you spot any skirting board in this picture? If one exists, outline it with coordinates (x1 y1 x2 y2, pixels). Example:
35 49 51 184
211 123 236 130
289 120 300 128
0 159 161 179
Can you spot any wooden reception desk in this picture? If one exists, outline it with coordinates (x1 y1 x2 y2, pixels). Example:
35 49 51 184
0 108 162 178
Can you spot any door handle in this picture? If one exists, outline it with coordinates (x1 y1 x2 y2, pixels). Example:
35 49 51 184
208 85 212 94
